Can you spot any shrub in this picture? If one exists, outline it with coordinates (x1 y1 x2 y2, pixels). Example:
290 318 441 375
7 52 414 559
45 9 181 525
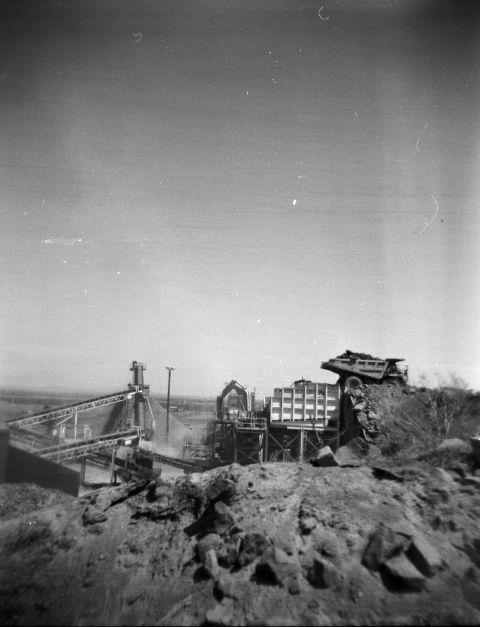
378 374 476 461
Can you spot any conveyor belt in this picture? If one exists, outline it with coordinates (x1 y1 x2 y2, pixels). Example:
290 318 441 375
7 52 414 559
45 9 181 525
37 428 142 462
137 448 215 472
7 388 141 429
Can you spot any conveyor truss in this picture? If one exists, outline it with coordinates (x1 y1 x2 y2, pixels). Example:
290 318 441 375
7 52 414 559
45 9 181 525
5 379 157 479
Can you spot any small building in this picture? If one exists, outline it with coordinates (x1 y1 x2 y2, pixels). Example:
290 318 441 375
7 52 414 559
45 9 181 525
266 379 341 462
269 379 340 426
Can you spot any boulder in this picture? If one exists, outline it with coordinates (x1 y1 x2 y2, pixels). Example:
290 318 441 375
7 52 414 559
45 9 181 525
206 477 237 504
430 467 456 485
382 553 426 591
350 388 364 399
237 532 271 567
352 402 366 412
203 548 220 580
271 546 294 564
406 533 442 577
310 446 339 468
255 560 281 586
215 576 251 602
362 523 411 571
307 555 341 589
217 540 239 568
205 597 234 626
82 506 108 526
255 547 299 588
196 533 223 562
371 466 404 482
212 501 234 535
298 514 317 534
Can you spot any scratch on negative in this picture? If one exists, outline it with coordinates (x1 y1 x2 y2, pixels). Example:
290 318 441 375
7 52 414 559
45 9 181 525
421 194 439 233
416 122 429 152
318 7 330 20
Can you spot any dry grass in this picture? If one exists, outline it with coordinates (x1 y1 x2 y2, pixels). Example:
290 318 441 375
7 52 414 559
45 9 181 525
376 375 479 464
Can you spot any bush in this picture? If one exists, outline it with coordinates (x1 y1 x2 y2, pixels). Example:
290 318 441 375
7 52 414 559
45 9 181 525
377 374 476 461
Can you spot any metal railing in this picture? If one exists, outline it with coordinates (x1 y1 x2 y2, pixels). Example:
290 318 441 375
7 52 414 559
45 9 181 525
218 415 267 429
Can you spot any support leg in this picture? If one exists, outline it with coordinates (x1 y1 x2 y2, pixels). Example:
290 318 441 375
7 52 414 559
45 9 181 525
80 457 86 485
110 447 116 484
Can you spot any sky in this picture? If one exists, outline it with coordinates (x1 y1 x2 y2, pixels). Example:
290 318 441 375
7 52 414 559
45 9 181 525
1 0 479 398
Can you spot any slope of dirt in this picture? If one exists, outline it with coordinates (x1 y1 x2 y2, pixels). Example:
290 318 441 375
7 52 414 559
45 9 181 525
1 452 480 626
0 484 75 522
343 382 479 455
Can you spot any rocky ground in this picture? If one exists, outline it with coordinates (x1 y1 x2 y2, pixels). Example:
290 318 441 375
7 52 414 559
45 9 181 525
1 436 480 626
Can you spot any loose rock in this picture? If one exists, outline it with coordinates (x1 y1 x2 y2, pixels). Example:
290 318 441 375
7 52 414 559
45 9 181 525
310 446 339 468
307 555 341 589
406 533 442 577
382 553 426 591
362 523 411 571
237 532 271 567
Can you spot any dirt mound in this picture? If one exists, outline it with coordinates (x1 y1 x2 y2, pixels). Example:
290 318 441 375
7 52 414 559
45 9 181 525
343 382 478 461
0 483 75 522
1 457 480 626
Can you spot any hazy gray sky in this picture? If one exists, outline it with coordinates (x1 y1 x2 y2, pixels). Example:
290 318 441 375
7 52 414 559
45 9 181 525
1 0 479 397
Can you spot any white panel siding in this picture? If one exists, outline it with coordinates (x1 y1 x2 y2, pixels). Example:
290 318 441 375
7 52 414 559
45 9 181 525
269 382 340 422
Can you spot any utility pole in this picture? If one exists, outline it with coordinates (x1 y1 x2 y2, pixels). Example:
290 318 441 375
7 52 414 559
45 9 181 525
165 366 175 444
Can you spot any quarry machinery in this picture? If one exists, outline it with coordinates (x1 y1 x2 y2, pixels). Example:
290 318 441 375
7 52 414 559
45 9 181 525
210 378 341 465
321 350 408 389
216 379 255 421
6 361 156 478
212 380 266 464
7 361 152 440
129 361 153 440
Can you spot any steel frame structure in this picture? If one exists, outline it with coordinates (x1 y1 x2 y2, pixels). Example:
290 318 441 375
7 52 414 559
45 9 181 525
212 416 268 465
211 411 340 466
7 388 141 429
37 428 142 462
267 424 338 462
138 448 212 472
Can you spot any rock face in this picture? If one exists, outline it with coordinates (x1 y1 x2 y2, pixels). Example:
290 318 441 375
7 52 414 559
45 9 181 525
1 459 480 626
